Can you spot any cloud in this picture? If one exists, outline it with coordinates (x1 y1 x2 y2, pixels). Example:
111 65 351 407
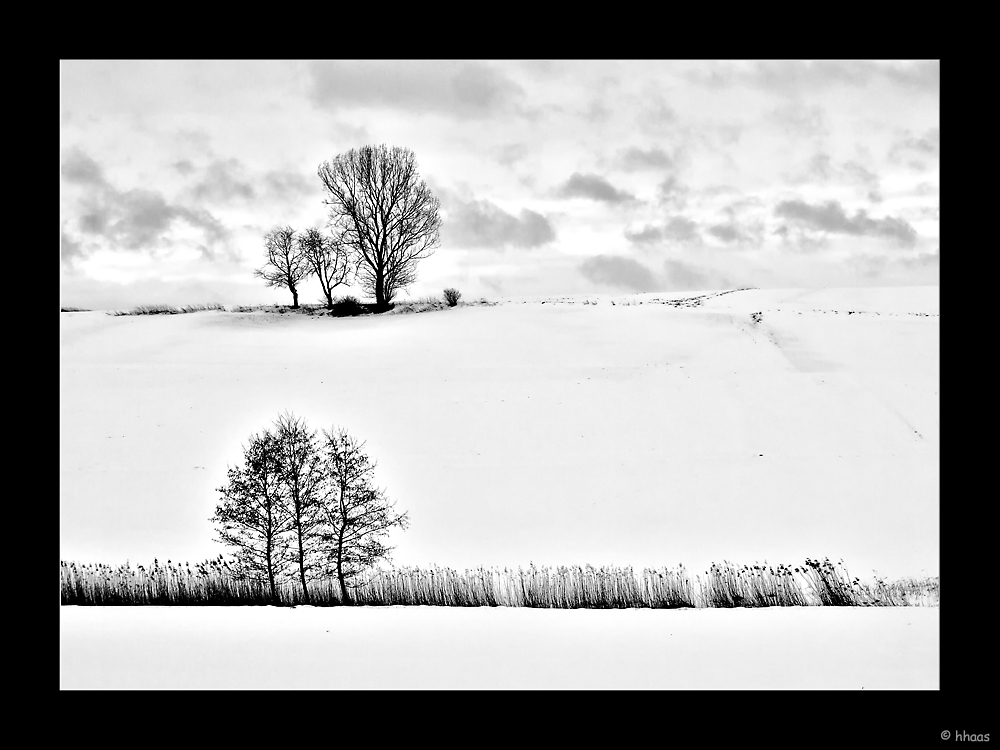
173 159 196 176
557 173 636 204
62 148 109 186
842 161 883 202
890 127 940 167
807 153 834 181
495 143 530 167
72 184 230 256
769 102 827 138
110 189 226 250
775 199 917 246
625 217 700 245
263 170 315 199
624 225 663 244
444 197 556 250
898 248 940 269
579 255 659 292
618 146 674 172
307 60 524 119
663 217 700 243
190 158 256 202
656 176 688 209
687 60 940 96
638 98 677 134
663 259 732 292
707 224 740 243
61 229 85 267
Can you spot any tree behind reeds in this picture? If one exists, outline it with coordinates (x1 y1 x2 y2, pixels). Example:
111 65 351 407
211 430 295 603
318 427 409 604
273 412 328 604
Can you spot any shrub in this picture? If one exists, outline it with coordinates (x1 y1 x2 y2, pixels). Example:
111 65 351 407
329 295 370 317
443 288 462 307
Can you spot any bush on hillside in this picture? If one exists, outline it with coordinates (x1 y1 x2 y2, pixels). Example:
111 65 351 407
329 295 370 317
443 288 462 307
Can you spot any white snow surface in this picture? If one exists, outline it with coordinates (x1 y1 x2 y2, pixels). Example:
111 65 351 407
60 605 939 689
60 286 939 689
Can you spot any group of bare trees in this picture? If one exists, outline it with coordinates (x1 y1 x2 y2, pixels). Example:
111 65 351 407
256 145 442 311
211 413 408 605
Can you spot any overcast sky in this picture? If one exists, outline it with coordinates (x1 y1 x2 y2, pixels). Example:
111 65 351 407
60 60 939 309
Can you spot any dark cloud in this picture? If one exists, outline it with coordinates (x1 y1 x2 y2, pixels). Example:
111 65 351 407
706 218 763 247
173 159 196 176
624 225 663 244
656 176 688 209
61 230 85 267
308 60 524 119
579 255 659 292
444 197 556 250
191 158 256 202
557 173 636 204
707 224 739 243
62 148 108 186
890 127 940 167
663 216 700 243
663 259 732 292
618 146 674 172
625 216 700 245
62 147 235 260
79 206 111 234
775 199 917 246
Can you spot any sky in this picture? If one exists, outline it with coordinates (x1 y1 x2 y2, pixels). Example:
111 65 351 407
60 60 940 310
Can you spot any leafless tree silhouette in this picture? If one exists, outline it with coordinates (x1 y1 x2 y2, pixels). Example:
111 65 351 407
318 426 409 604
211 429 294 603
254 226 312 308
272 412 328 604
318 145 442 309
298 227 351 310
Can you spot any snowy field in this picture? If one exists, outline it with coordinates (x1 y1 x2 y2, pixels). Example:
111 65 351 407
60 286 939 689
60 605 938 689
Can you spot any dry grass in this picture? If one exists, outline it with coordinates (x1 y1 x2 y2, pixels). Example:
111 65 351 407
107 303 225 316
61 557 940 608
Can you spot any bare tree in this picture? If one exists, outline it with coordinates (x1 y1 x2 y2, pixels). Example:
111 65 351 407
318 426 409 604
254 226 312 308
210 429 294 603
298 227 351 310
317 145 442 309
272 412 328 604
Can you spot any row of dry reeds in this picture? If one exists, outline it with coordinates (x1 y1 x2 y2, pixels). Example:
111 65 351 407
107 303 225 316
61 557 939 608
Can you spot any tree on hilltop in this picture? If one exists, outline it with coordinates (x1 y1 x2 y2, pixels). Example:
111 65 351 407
254 226 312 308
298 227 352 310
318 145 442 309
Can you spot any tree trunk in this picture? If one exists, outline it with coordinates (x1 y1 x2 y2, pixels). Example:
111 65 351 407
291 286 300 309
297 529 310 604
266 539 277 604
336 524 351 605
374 268 386 310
